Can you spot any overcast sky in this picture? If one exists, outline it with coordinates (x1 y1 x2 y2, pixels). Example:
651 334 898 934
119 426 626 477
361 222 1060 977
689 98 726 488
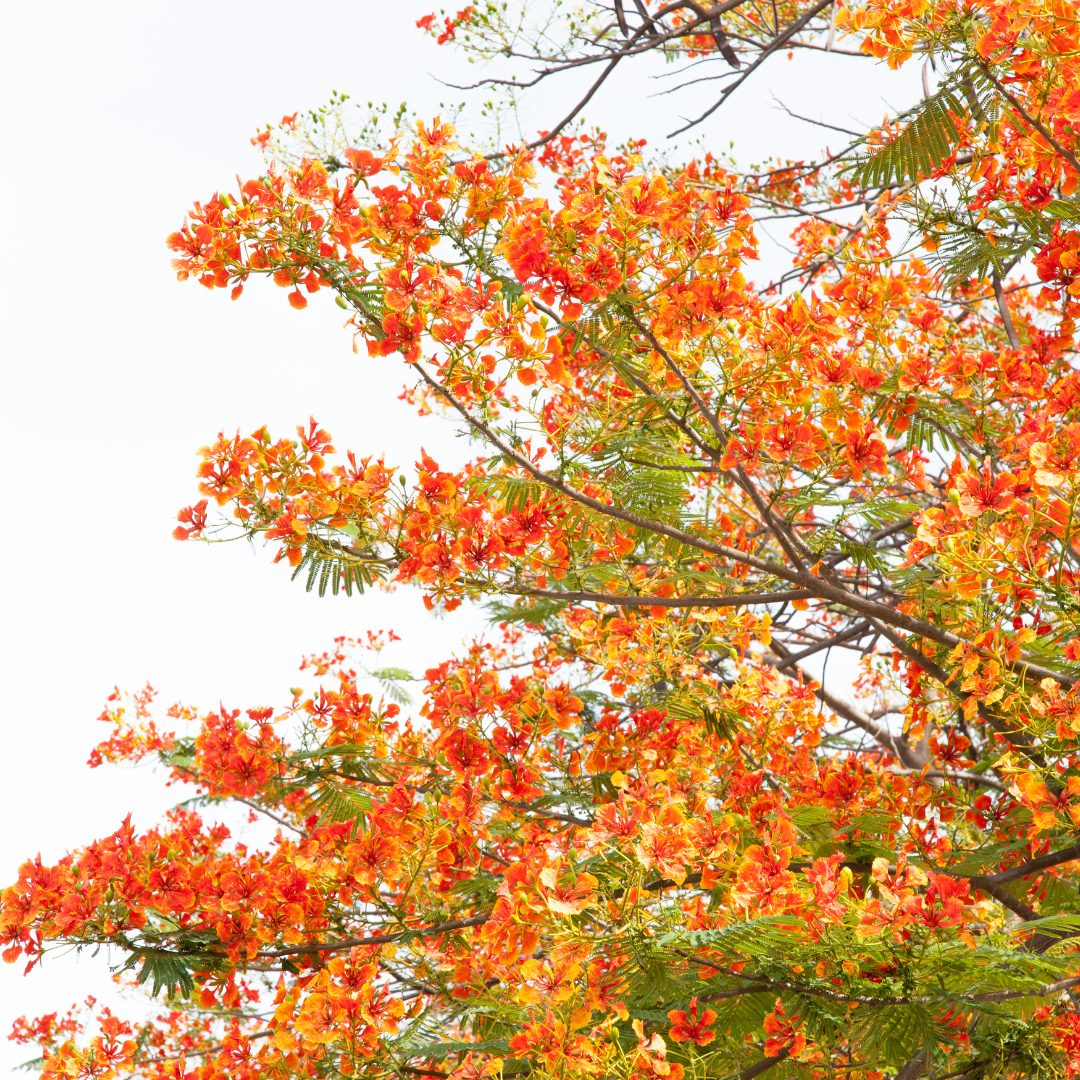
0 2 918 1070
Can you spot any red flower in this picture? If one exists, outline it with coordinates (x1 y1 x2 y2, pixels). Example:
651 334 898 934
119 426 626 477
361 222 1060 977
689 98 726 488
667 998 718 1046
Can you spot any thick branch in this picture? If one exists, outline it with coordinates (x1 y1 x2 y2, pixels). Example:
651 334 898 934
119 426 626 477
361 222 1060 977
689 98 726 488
740 1050 790 1080
893 1056 927 1080
992 270 1021 350
990 841 1080 886
501 583 815 608
890 767 1006 792
967 874 1039 921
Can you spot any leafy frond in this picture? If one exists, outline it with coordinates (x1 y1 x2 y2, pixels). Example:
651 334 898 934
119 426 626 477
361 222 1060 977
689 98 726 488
850 67 998 190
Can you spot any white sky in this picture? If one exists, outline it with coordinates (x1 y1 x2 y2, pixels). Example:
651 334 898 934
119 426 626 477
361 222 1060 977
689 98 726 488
0 2 918 1070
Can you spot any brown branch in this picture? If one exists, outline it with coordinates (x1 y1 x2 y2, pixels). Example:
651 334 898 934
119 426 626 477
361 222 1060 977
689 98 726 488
990 841 1080 886
893 1056 927 1080
683 947 1080 1006
992 270 1021 350
532 296 722 463
972 840 1080 953
519 54 623 153
484 0 757 157
973 975 1080 1002
740 1049 790 1080
258 914 490 959
502 582 816 608
627 312 727 448
732 464 815 571
709 12 742 67
620 317 821 574
770 619 871 670
232 797 307 837
967 874 1039 921
669 0 834 136
889 767 1006 793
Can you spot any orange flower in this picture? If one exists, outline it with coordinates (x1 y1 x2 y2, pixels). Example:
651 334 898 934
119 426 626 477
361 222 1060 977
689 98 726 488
667 997 718 1046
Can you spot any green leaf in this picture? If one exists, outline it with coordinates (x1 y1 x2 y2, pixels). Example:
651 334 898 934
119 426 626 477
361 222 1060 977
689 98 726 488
119 948 202 1000
661 915 805 955
405 1039 510 1059
306 781 373 826
850 88 964 189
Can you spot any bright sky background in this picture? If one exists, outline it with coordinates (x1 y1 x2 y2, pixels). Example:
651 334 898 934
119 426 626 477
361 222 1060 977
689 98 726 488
0 2 919 1071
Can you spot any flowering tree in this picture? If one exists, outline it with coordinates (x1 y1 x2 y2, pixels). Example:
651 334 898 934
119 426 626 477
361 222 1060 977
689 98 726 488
7 2 1080 1079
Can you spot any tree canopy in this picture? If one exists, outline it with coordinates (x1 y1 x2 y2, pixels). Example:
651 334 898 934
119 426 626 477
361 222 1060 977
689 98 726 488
7 2 1080 1079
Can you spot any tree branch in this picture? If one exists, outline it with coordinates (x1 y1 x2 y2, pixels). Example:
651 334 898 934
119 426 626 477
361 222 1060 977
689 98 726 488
992 270 1021 349
990 841 1080 885
258 915 491 958
669 0 833 136
501 582 816 608
740 1049 790 1080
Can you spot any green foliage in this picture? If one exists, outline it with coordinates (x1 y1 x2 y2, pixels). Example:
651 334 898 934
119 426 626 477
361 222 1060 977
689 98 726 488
290 536 389 597
663 915 804 954
606 463 688 524
852 1002 941 1065
472 473 547 514
850 66 998 190
305 780 373 828
116 936 219 1001
486 595 569 629
371 667 415 705
619 931 687 1007
842 62 1080 285
852 90 963 190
